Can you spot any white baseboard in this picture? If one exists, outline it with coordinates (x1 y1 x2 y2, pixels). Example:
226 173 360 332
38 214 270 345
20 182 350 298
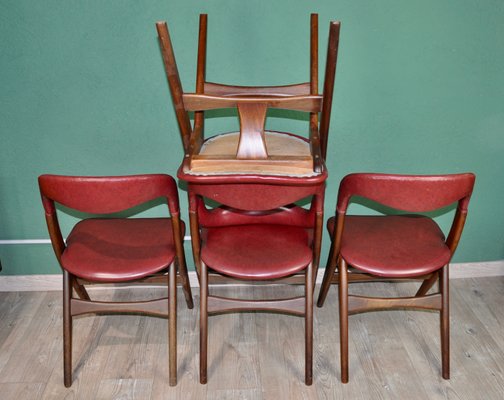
1 260 503 292
449 260 504 279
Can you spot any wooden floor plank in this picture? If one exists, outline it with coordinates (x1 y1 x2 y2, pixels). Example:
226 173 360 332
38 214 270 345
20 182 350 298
0 278 503 399
0 292 60 384
94 378 153 400
0 382 46 400
0 292 46 374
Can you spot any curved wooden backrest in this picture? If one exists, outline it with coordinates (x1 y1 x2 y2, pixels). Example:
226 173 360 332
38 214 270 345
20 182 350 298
39 174 179 215
181 94 322 113
337 173 476 213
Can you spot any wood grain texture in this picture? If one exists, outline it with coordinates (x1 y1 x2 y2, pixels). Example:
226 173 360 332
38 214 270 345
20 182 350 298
0 278 503 399
156 22 192 152
192 13 208 155
199 131 311 157
236 103 268 159
204 82 311 97
182 94 322 113
191 131 313 175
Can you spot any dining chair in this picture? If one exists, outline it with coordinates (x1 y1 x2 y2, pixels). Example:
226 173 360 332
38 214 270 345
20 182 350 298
317 173 475 382
156 13 340 176
38 174 193 387
187 174 326 385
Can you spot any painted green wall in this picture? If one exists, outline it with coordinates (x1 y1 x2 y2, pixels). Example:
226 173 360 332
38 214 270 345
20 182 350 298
1 1 503 275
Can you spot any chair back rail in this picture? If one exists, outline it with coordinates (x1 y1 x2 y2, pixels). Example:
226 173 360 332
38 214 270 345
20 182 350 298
39 174 179 215
337 173 476 213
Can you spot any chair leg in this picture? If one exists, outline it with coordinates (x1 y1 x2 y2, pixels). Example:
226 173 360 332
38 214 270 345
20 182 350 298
317 246 337 308
415 272 439 297
200 261 208 384
339 258 349 383
168 262 177 386
311 211 324 292
439 265 450 379
63 270 73 388
305 263 314 385
72 280 90 301
177 257 194 310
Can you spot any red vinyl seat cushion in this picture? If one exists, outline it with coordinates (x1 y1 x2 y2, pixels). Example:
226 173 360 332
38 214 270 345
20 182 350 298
201 224 312 280
329 215 451 277
61 218 182 282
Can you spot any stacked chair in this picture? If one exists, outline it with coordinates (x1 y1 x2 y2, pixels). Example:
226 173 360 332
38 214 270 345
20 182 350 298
156 14 340 385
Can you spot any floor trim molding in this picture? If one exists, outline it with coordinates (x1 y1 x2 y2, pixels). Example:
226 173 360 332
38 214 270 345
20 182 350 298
1 260 503 292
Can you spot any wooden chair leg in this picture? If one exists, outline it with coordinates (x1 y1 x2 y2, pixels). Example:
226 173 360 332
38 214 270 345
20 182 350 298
311 212 324 292
200 261 208 384
317 246 337 307
339 258 349 383
180 277 194 309
168 262 177 386
63 270 73 388
305 263 314 385
440 265 450 379
72 280 90 301
177 257 194 310
171 213 193 310
415 272 439 297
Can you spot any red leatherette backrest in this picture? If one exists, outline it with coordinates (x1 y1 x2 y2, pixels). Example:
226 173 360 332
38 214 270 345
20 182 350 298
337 173 475 213
39 174 179 215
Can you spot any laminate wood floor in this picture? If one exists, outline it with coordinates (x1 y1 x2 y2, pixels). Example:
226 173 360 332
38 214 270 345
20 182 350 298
0 277 503 399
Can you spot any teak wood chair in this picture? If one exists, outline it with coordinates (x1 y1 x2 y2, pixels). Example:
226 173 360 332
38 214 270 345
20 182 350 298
317 173 475 383
156 14 340 177
38 174 193 387
186 173 326 385
155 13 339 385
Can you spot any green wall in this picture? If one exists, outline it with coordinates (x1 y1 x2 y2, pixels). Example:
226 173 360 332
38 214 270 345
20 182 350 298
1 0 503 275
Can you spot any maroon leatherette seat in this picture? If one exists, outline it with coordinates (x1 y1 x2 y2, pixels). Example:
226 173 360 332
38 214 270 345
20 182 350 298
62 218 185 282
201 224 312 280
328 215 451 277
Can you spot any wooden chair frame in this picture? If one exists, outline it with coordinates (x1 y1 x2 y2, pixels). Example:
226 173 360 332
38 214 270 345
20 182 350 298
317 173 475 383
39 174 193 387
156 14 340 175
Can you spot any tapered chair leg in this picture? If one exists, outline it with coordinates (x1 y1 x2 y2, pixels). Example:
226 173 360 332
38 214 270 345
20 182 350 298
180 276 194 309
415 272 439 297
317 249 337 307
200 261 208 384
177 257 194 310
440 265 450 379
305 263 314 385
311 212 324 292
339 258 349 383
172 215 194 310
168 263 177 386
63 270 73 388
72 280 90 300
